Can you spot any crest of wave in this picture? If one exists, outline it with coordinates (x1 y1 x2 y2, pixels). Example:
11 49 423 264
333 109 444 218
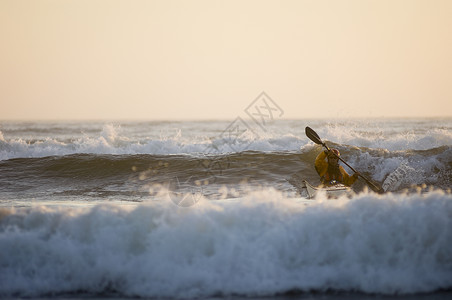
382 161 426 191
320 124 452 151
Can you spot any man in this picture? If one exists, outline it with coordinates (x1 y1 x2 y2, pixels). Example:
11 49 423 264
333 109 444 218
315 148 359 186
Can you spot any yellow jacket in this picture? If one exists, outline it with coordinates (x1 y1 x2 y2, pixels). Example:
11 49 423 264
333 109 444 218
315 151 358 186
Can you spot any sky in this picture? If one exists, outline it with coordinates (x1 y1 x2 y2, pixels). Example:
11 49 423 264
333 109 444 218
1 0 451 120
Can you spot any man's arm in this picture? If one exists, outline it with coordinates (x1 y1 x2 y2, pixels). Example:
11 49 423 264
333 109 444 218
315 151 328 177
340 166 359 186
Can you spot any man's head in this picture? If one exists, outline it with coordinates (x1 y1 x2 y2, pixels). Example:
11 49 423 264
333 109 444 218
327 148 340 166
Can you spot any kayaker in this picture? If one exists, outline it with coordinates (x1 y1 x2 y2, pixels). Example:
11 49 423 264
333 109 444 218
315 148 359 186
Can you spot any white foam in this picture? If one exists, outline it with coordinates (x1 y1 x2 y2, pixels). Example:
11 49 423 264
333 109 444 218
1 120 452 160
318 122 452 151
354 146 452 188
382 162 425 191
1 189 451 297
0 124 306 160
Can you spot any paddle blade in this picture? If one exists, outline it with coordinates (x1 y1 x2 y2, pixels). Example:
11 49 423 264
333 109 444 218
305 126 323 145
365 179 385 194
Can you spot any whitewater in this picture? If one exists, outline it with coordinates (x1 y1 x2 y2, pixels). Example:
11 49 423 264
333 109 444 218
0 118 451 298
1 119 451 159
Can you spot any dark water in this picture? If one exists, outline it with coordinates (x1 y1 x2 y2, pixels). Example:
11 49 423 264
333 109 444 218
0 145 450 203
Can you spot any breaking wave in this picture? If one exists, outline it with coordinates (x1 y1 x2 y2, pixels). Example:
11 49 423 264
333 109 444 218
1 190 451 298
1 121 452 160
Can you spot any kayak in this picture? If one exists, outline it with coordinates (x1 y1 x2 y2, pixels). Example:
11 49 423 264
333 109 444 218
302 180 352 199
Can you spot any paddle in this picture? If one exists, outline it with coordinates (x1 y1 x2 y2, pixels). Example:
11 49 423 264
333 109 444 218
305 126 384 194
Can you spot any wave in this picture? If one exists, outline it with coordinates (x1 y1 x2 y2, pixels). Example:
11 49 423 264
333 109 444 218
1 143 451 198
0 130 303 160
1 190 451 297
1 122 451 196
313 122 452 151
1 121 452 161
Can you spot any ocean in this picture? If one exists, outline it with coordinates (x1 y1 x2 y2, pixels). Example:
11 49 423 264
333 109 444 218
0 118 451 299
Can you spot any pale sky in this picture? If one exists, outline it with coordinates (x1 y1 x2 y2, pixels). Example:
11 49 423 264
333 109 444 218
1 0 451 120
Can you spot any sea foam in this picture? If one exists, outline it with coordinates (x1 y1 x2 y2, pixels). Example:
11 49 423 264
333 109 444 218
0 124 305 160
1 121 452 160
1 190 451 297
